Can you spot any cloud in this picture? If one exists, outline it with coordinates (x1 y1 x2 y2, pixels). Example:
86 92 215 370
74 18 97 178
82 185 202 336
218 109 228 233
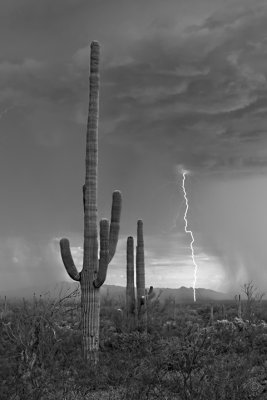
2 0 266 162
1 0 267 296
0 58 45 106
0 0 266 159
0 236 66 292
193 175 267 292
0 55 85 147
51 230 224 291
0 229 228 295
94 0 267 174
0 58 43 73
106 232 225 290
0 0 88 28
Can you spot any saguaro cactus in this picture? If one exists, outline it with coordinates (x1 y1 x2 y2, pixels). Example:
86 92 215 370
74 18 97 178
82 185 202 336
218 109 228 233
126 220 153 331
59 41 122 363
237 294 242 319
136 220 146 320
221 304 226 320
210 303 214 326
126 236 136 329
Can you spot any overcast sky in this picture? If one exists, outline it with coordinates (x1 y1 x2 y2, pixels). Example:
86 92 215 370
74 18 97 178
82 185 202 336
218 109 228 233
1 0 267 296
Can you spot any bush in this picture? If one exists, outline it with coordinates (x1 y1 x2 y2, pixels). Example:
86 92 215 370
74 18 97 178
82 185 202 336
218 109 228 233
2 295 267 399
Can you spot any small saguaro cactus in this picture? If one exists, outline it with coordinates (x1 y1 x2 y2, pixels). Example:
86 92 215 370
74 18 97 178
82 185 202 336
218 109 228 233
237 294 242 319
126 220 153 331
126 236 136 330
210 303 214 326
221 304 226 320
136 220 146 317
59 41 122 364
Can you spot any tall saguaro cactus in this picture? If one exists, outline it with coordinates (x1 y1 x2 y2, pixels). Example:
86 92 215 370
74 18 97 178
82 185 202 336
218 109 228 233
59 41 122 363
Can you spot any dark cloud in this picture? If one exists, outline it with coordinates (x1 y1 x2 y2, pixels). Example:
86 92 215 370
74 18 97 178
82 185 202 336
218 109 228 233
1 0 267 294
92 0 267 174
2 0 266 174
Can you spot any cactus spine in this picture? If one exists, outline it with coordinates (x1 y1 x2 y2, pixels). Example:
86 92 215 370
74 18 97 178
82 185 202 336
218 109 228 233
59 41 122 363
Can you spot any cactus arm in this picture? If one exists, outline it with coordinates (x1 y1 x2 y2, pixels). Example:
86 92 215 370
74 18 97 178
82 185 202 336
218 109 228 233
93 219 110 288
60 238 80 281
108 190 122 262
93 190 121 288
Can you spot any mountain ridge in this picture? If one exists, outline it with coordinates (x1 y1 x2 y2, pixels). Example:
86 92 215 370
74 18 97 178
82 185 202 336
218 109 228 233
0 281 233 303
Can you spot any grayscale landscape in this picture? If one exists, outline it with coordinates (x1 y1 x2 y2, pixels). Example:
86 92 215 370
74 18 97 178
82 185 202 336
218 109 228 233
1 0 267 399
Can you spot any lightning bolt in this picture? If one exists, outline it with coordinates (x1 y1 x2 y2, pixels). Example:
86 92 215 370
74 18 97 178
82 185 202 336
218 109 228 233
180 167 198 302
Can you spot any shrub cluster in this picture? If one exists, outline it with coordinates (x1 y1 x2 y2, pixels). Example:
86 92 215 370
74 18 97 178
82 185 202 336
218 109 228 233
1 296 267 399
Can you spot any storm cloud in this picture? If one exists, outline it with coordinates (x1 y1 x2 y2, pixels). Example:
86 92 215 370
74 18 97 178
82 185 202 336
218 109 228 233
1 0 267 294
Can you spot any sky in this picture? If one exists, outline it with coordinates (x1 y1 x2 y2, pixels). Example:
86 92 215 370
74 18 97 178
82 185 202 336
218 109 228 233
1 0 267 296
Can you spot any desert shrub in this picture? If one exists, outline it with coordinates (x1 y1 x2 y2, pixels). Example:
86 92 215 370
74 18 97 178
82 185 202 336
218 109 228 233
0 289 82 400
2 295 267 399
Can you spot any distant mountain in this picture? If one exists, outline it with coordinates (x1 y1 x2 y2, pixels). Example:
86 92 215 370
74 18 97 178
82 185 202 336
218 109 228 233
101 285 231 302
0 282 232 303
155 286 231 303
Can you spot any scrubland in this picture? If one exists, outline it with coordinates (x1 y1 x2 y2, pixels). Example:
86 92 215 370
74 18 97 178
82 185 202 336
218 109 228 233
1 288 267 400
